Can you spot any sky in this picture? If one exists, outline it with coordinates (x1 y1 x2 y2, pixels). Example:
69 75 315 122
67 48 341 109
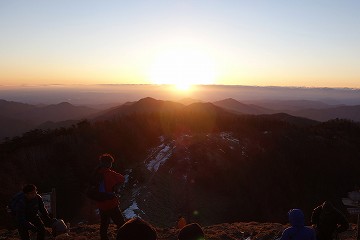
0 0 360 88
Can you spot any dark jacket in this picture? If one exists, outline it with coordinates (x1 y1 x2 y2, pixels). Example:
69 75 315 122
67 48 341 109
311 202 349 240
280 209 316 240
14 192 51 228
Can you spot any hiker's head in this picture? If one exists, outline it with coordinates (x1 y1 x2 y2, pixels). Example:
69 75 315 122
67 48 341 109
288 209 304 227
178 223 205 240
99 153 114 168
23 184 37 200
116 218 157 240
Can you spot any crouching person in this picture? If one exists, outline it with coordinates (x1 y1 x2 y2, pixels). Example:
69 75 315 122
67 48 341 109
117 218 157 240
10 184 54 240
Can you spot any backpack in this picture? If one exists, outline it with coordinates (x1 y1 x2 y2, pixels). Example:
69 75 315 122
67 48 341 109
86 172 116 201
7 192 23 216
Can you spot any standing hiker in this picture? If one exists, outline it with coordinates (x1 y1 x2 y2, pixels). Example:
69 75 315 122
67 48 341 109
88 153 126 240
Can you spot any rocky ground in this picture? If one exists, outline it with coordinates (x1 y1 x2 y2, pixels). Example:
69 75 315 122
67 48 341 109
0 222 358 240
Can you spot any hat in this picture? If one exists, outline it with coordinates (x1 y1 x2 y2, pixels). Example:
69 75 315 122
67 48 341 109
98 153 115 168
178 223 205 240
116 218 157 240
99 153 115 163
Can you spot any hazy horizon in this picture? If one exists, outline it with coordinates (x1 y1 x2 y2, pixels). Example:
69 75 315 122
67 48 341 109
1 84 360 106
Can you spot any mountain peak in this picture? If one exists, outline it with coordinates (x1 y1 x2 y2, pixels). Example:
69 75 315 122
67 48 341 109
54 102 73 107
213 98 271 115
221 98 239 103
137 97 158 103
214 98 246 107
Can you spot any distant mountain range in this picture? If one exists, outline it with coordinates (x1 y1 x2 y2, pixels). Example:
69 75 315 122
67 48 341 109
213 98 273 115
213 98 360 122
245 99 333 111
291 105 360 122
0 99 98 139
1 97 360 140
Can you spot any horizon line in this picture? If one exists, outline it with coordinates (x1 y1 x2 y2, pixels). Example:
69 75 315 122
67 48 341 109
1 83 359 91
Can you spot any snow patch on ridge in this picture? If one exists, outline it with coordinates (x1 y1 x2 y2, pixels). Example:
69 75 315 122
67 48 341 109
123 201 143 219
123 187 146 219
146 138 175 172
220 132 239 144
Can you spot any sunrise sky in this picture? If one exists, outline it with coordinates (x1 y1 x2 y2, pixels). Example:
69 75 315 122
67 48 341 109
0 0 359 88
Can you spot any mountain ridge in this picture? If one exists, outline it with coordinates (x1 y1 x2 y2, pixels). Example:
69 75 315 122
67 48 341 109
3 96 359 140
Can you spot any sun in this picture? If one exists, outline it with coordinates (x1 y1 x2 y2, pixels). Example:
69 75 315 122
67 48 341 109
148 49 217 90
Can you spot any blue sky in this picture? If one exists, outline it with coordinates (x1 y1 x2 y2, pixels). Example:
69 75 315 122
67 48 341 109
1 0 359 88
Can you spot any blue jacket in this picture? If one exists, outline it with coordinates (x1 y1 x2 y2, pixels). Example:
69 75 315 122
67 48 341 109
280 209 316 240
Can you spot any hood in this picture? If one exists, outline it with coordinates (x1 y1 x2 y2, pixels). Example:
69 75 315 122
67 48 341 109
322 201 335 213
288 209 304 227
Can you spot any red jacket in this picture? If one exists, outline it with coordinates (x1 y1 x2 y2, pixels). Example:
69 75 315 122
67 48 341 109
97 168 125 210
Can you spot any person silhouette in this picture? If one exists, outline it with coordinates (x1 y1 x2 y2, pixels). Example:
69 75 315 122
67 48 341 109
92 153 126 240
10 184 54 240
279 209 316 240
311 201 349 240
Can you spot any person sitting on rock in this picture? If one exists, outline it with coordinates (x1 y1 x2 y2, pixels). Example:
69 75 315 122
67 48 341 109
279 208 316 240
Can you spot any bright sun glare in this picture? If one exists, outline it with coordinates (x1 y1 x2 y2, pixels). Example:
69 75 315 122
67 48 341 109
148 49 217 91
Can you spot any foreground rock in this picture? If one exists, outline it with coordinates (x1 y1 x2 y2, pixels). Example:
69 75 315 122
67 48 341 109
1 222 358 240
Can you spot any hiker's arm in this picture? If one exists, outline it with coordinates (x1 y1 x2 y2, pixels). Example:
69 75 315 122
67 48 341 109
311 207 321 225
113 173 125 193
37 195 53 226
117 173 125 184
336 212 349 233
